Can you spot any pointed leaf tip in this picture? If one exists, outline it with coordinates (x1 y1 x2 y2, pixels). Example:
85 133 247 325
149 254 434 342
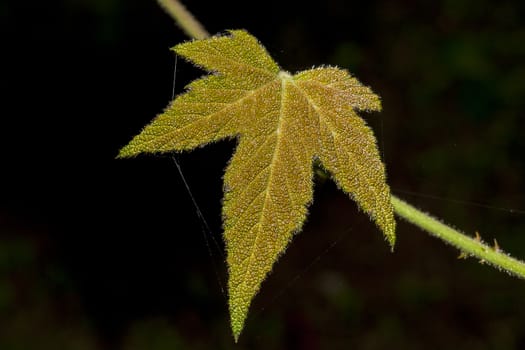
387 226 396 252
173 29 279 77
232 317 243 343
117 144 136 159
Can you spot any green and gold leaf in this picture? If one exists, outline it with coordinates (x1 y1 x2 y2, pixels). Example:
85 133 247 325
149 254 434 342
119 30 395 341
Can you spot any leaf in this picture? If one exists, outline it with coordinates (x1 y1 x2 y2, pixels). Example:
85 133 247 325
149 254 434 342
119 30 395 341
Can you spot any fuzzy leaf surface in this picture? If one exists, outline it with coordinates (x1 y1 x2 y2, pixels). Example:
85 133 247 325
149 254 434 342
119 30 395 341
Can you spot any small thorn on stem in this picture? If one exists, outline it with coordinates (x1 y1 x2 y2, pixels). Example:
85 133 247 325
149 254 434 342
493 238 500 253
475 231 482 242
458 251 468 260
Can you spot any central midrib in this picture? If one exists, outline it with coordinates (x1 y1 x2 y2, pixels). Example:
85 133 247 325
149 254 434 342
234 72 291 291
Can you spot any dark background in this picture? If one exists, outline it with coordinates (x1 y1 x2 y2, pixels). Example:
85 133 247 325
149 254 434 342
3 0 525 349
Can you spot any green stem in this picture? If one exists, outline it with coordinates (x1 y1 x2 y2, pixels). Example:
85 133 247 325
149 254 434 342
392 195 525 279
157 0 209 39
156 0 525 280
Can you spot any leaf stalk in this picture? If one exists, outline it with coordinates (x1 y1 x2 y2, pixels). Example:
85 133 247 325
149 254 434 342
392 195 525 279
157 0 209 39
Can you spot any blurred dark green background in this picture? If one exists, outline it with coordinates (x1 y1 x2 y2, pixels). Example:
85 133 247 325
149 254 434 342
4 0 525 349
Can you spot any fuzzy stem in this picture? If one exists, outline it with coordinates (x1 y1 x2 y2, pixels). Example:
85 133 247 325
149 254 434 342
392 195 525 279
157 0 209 39
156 0 525 280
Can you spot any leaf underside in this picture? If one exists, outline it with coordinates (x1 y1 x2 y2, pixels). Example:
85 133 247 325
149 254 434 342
119 30 395 341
